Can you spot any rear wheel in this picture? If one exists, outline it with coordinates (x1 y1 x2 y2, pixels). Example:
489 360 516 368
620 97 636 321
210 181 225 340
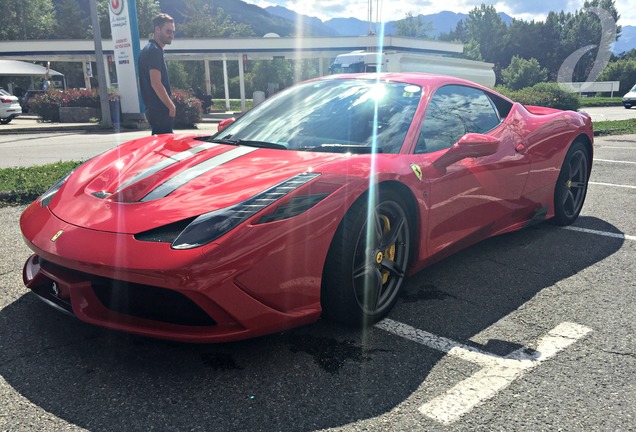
552 141 589 226
321 189 411 326
0 118 12 124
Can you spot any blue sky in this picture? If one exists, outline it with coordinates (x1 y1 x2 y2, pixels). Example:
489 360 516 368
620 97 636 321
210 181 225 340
246 0 635 26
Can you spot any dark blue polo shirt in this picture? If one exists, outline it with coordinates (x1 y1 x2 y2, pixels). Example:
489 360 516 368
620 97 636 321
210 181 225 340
138 39 171 111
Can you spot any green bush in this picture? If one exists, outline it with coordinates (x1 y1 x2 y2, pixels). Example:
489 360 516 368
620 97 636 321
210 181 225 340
29 87 202 128
171 88 203 128
598 58 636 95
498 82 580 111
29 88 120 122
501 56 548 91
29 91 63 122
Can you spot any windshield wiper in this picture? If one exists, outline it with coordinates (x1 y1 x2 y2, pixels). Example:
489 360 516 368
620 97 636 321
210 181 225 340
207 138 287 150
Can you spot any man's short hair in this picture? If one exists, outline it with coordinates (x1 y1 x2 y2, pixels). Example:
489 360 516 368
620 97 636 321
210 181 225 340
152 13 174 29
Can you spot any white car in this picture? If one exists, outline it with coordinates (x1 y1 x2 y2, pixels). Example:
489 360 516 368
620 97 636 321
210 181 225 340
0 88 22 124
623 84 636 109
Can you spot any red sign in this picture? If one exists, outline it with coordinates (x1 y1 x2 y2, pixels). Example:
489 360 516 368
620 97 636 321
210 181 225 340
110 0 123 15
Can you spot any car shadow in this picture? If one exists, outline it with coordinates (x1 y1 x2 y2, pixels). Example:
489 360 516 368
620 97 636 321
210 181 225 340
0 216 623 431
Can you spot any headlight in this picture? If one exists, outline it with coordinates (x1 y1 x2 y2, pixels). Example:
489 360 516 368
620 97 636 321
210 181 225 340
39 171 74 207
134 173 321 250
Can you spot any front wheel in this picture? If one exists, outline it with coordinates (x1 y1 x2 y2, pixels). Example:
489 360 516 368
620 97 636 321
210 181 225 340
321 189 411 327
0 118 12 124
552 141 590 226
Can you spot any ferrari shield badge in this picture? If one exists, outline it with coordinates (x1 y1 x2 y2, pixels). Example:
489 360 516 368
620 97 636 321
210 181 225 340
410 164 423 181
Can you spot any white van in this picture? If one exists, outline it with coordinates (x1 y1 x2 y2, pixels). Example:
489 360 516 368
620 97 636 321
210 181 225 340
623 84 636 109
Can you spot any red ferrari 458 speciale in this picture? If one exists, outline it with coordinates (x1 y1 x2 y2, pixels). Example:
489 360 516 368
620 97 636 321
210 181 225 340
20 73 593 342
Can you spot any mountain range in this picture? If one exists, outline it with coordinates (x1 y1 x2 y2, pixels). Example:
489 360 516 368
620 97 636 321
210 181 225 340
157 0 635 55
264 5 636 55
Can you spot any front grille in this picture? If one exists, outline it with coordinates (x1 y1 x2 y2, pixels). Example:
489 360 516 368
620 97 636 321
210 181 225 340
91 278 216 327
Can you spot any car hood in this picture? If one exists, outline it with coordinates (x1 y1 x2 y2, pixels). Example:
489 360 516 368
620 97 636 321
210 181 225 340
624 90 636 99
49 134 347 233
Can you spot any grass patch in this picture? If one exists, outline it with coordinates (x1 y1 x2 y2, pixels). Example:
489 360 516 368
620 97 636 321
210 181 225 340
211 99 253 112
593 118 636 136
0 161 82 206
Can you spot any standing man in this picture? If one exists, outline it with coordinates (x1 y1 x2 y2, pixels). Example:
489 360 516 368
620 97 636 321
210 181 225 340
138 13 175 135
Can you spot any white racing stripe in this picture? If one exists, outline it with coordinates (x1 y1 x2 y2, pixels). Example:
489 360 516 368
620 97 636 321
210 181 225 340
376 319 592 424
141 146 259 202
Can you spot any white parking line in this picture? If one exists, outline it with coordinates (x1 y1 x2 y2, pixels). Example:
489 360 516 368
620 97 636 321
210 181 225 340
375 319 592 424
589 181 636 189
594 158 636 164
563 226 636 241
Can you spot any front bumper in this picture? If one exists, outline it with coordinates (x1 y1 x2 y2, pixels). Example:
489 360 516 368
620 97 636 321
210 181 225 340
23 253 322 343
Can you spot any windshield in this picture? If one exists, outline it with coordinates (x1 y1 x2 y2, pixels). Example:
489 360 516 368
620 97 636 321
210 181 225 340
212 78 422 154
329 62 366 74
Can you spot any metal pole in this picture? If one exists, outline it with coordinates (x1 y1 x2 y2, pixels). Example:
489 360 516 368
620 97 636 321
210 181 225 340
238 54 246 112
89 0 112 127
223 59 230 111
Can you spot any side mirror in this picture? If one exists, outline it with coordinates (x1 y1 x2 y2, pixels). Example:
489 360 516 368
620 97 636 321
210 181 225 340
433 133 500 170
217 117 235 132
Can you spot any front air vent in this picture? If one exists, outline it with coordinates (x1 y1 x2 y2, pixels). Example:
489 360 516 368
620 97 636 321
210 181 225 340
134 217 196 243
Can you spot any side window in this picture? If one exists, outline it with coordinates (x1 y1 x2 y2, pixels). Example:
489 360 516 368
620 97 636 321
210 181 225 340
415 85 502 154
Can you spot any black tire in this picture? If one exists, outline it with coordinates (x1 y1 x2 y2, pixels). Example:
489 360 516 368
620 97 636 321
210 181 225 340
0 118 11 124
552 141 589 226
625 106 632 109
321 189 411 327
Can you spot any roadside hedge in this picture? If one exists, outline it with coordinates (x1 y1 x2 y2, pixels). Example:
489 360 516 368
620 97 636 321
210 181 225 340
29 88 203 128
495 82 581 111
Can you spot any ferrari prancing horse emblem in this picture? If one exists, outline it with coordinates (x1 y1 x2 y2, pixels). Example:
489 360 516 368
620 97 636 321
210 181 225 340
410 163 423 181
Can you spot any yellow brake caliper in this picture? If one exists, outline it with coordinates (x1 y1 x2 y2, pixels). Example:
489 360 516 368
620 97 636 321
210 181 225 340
379 215 396 284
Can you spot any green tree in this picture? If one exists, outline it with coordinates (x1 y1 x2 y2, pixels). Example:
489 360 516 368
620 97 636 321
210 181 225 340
465 5 507 65
0 0 56 40
462 40 483 61
533 11 574 80
166 61 191 89
175 0 254 95
502 20 547 73
395 12 433 38
179 1 254 38
438 20 468 43
55 0 89 39
251 59 292 94
501 56 548 90
559 0 621 82
598 58 636 94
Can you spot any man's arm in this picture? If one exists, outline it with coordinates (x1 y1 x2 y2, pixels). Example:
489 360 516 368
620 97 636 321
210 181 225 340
149 69 176 117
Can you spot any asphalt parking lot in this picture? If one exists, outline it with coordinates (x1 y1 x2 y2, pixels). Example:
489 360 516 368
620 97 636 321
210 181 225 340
0 130 634 431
